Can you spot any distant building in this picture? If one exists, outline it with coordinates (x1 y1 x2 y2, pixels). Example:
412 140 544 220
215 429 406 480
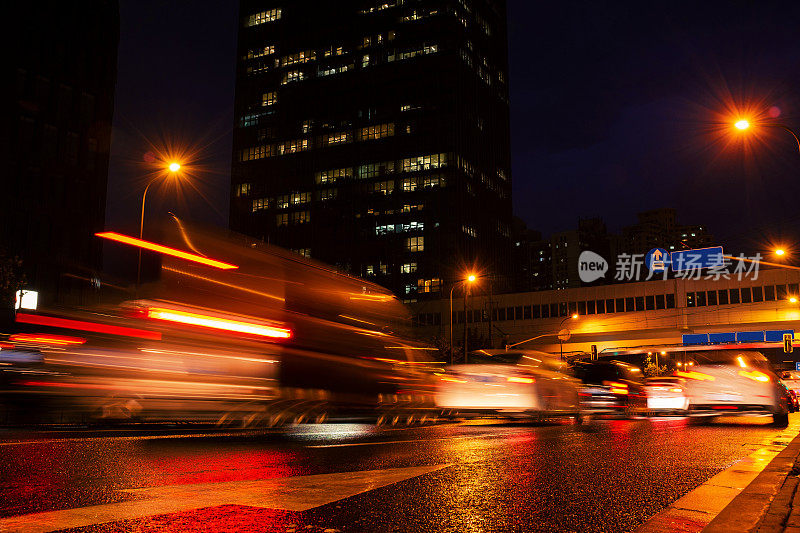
621 208 713 255
6 1 119 307
230 0 513 301
513 217 612 291
512 208 716 293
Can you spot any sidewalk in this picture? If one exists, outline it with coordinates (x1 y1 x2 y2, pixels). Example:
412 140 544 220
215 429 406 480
704 431 800 532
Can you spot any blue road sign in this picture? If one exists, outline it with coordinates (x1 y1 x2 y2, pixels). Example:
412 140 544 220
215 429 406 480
796 362 800 372
645 248 670 272
671 246 724 272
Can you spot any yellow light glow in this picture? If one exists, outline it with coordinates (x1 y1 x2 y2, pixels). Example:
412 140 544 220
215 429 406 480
168 162 181 172
739 370 770 383
467 274 477 283
146 307 291 339
790 297 798 304
776 249 786 256
735 119 750 130
95 232 238 270
737 356 747 368
572 314 578 319
507 376 535 384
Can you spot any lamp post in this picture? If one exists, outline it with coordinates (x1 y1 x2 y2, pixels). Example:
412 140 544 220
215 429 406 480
136 162 182 290
449 273 477 365
559 314 579 361
733 119 800 155
505 313 578 357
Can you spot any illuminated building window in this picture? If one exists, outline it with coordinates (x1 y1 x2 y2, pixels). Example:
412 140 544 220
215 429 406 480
245 8 281 27
321 131 351 145
280 50 316 67
402 203 423 212
276 213 289 226
236 183 251 197
245 45 275 60
400 104 412 112
281 70 305 84
371 180 395 195
239 144 275 161
401 153 448 172
401 178 417 192
388 43 438 62
462 225 477 238
318 188 337 201
358 123 394 141
360 1 402 14
375 222 423 235
291 192 311 205
239 111 269 128
400 262 417 274
358 161 395 179
316 167 352 184
422 175 444 188
497 168 507 181
323 45 346 57
278 138 309 154
362 54 370 67
366 265 375 276
246 60 272 76
301 120 312 134
318 63 353 77
291 248 311 258
291 211 311 224
262 91 277 106
417 278 442 293
406 236 424 252
251 197 268 212
276 195 289 209
380 263 388 275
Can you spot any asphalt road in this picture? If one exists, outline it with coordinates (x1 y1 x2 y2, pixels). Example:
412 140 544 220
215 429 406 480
0 416 796 532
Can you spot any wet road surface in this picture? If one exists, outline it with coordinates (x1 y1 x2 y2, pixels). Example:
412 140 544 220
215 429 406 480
0 415 797 532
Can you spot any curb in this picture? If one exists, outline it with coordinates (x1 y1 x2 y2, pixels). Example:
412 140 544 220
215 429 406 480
704 432 800 532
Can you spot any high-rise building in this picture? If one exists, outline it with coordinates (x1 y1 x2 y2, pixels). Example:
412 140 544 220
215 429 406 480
230 0 513 301
6 1 120 309
621 208 714 255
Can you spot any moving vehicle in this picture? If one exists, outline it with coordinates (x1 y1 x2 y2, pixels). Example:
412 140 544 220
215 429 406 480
572 360 646 416
434 349 581 420
780 371 800 396
678 350 789 426
1 217 440 427
644 376 688 415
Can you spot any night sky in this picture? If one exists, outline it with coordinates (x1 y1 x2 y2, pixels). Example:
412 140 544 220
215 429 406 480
107 0 800 256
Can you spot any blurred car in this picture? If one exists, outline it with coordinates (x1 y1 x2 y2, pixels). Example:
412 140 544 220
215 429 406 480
571 360 646 416
677 350 789 426
780 371 800 396
644 376 688 415
434 349 581 420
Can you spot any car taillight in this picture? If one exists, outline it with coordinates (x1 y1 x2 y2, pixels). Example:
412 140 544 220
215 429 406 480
738 370 770 383
435 373 467 383
9 333 87 346
507 376 534 384
145 306 291 339
603 381 628 395
675 370 715 381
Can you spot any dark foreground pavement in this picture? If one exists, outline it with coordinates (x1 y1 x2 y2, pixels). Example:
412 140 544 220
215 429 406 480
1 415 799 533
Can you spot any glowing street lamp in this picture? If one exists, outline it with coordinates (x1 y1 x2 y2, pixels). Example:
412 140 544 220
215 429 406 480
732 117 800 155
790 297 798 304
137 161 184 288
775 249 786 257
449 272 480 364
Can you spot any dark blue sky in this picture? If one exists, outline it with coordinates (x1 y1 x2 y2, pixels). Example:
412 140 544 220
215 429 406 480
107 0 800 254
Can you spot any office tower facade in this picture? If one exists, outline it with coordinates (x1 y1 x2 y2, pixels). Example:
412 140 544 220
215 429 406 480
7 1 119 308
230 0 512 300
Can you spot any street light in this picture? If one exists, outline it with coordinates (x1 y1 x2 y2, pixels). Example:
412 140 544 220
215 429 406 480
790 297 798 304
775 249 786 257
449 273 478 364
137 161 183 289
505 314 578 357
559 314 578 361
733 118 800 155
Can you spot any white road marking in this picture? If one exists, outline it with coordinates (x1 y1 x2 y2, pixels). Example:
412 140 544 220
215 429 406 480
0 464 451 533
635 416 800 533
